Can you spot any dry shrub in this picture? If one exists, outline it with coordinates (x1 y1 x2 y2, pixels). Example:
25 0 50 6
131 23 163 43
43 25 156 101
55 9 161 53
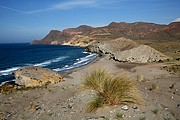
83 68 142 112
149 83 158 91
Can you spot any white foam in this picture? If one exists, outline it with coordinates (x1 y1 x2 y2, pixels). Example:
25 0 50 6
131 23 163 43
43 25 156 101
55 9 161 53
65 65 69 68
0 67 20 76
82 51 89 54
0 56 69 76
54 53 98 72
34 56 69 67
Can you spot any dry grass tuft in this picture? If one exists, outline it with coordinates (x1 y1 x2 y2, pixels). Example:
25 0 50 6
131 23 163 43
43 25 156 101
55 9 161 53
83 68 142 112
86 96 104 112
149 83 158 91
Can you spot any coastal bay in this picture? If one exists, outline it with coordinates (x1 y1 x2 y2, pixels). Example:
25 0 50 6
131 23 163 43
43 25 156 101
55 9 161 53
0 55 179 120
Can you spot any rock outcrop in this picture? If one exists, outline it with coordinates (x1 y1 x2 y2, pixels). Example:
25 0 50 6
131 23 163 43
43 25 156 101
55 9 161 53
113 45 170 63
88 38 139 53
86 38 171 63
32 22 180 46
14 66 63 87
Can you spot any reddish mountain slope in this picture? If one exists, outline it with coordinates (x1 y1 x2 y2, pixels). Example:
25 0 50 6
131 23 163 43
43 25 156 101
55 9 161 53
32 22 180 46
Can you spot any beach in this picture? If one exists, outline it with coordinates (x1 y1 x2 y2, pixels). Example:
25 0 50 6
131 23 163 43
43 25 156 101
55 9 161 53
0 55 179 120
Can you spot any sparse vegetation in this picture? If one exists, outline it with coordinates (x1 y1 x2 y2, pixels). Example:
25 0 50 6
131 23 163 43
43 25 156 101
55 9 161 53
164 117 173 120
83 69 142 112
0 112 2 120
137 74 147 82
0 82 47 94
115 112 124 120
87 96 104 112
139 116 146 120
169 83 176 90
152 109 159 114
162 64 180 76
150 83 158 91
0 83 17 94
28 102 41 111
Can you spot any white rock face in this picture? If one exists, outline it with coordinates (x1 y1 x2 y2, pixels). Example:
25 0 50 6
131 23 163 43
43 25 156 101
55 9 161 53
97 38 138 53
51 41 60 45
87 37 171 63
114 45 170 63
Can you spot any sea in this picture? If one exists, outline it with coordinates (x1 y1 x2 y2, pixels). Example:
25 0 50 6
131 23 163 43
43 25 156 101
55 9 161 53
0 43 98 84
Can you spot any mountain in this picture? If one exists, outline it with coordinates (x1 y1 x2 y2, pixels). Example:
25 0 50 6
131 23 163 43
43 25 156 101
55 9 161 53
32 22 180 46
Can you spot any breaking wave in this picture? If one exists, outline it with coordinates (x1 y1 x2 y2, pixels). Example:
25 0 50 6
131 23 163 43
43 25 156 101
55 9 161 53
0 56 69 77
53 53 98 72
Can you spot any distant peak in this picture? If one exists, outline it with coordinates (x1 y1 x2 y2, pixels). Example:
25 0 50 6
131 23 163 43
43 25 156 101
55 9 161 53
50 30 61 33
77 25 93 28
108 22 118 26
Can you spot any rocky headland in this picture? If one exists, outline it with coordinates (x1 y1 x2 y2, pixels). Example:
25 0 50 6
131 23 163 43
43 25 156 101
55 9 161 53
31 21 180 63
86 38 171 63
14 66 63 87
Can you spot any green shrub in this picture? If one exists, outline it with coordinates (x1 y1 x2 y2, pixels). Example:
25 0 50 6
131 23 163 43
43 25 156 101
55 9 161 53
83 69 142 112
116 112 124 120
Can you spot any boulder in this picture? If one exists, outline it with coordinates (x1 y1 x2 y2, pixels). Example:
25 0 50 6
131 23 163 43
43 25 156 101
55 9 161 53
14 66 63 87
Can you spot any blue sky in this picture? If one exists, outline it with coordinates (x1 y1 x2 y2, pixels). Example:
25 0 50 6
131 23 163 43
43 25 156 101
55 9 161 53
0 0 179 43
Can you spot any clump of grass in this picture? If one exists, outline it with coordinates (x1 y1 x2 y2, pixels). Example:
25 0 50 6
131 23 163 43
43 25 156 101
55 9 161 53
28 102 40 111
139 116 146 120
137 74 145 82
87 96 104 112
152 109 159 114
0 112 3 120
83 69 142 112
149 83 158 91
164 117 172 120
169 83 176 90
115 112 124 120
0 82 46 94
0 83 17 94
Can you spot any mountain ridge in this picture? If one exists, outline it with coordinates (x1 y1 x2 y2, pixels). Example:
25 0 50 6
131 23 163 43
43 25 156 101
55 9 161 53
32 21 180 46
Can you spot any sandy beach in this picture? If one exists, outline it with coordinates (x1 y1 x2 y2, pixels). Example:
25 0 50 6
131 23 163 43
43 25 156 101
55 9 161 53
0 55 179 120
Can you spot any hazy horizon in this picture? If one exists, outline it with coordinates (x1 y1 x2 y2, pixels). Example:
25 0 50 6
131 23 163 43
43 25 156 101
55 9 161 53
0 0 180 43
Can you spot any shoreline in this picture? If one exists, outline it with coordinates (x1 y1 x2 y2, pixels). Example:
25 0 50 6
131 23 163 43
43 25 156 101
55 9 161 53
0 48 98 87
0 54 180 120
61 54 101 77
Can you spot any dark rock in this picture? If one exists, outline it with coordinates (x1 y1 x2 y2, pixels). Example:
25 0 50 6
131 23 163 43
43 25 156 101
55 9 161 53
177 104 180 109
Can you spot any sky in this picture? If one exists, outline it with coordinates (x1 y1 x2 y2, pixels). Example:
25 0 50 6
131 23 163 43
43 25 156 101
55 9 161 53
0 0 180 43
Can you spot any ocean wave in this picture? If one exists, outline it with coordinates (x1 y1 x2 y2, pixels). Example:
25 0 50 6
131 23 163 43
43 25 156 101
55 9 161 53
0 67 20 76
34 56 69 67
82 51 89 54
54 53 98 72
0 56 69 76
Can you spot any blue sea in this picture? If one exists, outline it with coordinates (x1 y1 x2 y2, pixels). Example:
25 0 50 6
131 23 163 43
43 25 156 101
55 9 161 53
0 43 97 84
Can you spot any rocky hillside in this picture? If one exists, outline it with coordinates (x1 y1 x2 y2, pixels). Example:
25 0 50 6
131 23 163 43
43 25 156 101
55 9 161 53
32 22 180 46
86 38 171 63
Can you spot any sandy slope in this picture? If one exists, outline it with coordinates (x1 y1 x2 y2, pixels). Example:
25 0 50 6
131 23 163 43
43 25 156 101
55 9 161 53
0 56 179 120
